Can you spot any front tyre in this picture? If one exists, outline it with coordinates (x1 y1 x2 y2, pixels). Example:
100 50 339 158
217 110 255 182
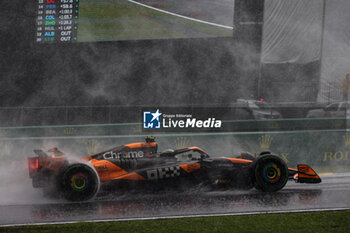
253 154 288 192
59 163 100 201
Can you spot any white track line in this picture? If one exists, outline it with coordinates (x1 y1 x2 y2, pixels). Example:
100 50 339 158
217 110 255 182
128 0 233 30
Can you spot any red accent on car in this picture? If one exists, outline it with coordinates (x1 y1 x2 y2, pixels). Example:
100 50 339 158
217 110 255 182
28 157 39 177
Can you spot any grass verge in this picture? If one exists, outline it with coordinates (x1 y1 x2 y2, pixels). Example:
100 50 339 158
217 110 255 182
1 210 350 233
77 0 232 42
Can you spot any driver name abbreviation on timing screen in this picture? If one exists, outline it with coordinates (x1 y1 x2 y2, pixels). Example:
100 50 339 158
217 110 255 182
36 0 80 43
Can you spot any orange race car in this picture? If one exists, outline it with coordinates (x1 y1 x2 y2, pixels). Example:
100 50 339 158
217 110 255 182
28 137 321 201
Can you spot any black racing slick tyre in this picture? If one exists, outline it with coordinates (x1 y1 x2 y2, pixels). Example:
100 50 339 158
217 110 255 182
253 154 288 192
59 163 100 201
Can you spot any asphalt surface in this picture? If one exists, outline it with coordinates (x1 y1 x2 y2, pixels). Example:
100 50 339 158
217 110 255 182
0 175 350 226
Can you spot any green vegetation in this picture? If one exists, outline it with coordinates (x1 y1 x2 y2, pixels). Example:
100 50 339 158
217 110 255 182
2 210 350 233
77 0 232 42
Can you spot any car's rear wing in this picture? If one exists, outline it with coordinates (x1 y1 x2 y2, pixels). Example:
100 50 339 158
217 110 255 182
289 165 321 183
28 150 67 178
33 149 49 158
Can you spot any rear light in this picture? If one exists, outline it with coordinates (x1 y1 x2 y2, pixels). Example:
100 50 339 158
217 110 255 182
28 157 39 177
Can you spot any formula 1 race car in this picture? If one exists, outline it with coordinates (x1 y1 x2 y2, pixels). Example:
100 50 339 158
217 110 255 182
28 137 321 201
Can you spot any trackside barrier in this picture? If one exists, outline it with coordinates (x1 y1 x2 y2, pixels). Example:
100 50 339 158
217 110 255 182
1 128 350 171
0 118 347 138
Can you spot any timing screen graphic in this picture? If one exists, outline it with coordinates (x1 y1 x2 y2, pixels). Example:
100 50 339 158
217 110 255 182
36 0 80 43
36 0 234 43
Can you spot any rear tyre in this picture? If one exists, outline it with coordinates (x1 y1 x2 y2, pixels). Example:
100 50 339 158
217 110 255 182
59 163 100 201
253 154 288 192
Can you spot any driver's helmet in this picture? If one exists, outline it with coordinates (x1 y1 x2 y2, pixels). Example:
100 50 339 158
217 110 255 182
145 136 156 143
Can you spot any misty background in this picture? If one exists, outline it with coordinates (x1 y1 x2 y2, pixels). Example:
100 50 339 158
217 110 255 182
0 0 349 123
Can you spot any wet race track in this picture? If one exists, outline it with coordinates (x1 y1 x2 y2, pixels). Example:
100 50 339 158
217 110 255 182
1 175 350 226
